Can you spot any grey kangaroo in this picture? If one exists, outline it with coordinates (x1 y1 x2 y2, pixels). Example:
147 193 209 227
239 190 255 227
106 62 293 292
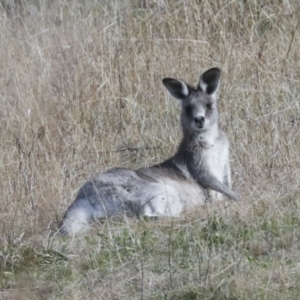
60 67 237 236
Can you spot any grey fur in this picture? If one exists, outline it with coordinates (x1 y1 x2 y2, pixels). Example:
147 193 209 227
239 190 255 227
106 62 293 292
60 68 237 236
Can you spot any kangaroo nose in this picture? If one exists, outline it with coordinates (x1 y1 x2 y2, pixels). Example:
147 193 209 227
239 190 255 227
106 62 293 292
194 116 205 128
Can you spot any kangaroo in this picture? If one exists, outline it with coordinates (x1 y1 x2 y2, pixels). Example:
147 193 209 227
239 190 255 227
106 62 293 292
60 67 237 236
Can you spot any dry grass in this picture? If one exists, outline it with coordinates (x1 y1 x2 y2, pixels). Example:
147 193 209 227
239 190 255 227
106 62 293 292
1 0 300 299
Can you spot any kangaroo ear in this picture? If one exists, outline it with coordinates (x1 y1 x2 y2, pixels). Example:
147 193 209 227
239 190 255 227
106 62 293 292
162 78 191 100
198 68 221 96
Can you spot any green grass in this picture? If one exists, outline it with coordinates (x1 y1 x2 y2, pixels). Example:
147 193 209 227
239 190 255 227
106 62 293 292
1 0 300 299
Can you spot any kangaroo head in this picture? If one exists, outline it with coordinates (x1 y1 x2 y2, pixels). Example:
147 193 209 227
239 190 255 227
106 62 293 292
162 68 220 133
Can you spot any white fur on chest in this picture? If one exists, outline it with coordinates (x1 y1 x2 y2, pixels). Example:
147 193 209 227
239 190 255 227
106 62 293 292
203 144 227 181
202 140 229 201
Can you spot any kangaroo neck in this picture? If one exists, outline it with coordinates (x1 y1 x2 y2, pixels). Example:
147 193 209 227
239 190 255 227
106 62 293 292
180 122 219 150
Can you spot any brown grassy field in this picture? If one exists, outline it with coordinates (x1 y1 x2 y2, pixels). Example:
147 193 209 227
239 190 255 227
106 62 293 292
1 0 300 299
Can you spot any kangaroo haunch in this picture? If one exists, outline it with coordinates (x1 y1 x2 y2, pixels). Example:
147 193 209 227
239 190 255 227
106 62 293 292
60 68 238 236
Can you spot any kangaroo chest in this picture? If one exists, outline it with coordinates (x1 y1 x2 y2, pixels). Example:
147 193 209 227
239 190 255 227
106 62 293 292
201 144 226 181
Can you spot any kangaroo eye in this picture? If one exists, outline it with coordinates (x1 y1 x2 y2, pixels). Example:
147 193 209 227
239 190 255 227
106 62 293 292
206 103 212 109
185 106 192 114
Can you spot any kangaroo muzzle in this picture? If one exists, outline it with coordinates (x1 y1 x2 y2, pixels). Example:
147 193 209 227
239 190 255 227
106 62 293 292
194 116 205 129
